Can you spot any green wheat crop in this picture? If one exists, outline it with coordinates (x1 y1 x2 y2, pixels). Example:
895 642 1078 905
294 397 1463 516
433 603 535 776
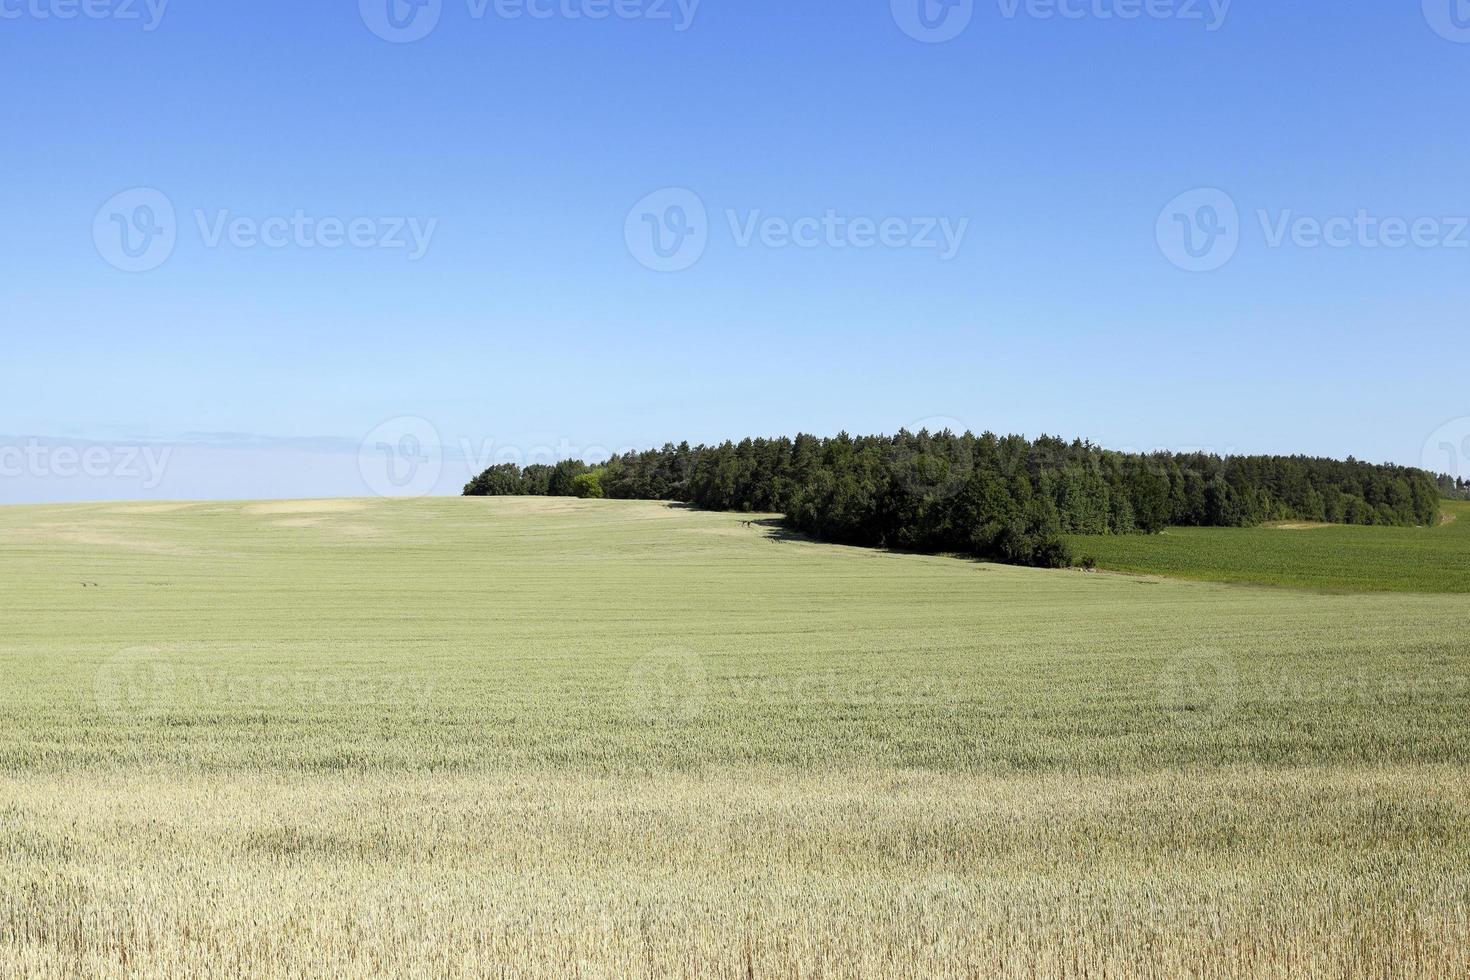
0 497 1466 977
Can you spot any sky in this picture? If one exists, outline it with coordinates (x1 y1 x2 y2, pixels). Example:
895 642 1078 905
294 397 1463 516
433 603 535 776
3 1 1469 502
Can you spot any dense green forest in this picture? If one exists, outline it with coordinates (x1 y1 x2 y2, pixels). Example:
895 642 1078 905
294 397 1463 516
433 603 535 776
464 431 1447 568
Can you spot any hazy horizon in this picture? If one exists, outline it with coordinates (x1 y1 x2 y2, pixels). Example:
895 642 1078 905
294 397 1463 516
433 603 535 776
1 419 1463 505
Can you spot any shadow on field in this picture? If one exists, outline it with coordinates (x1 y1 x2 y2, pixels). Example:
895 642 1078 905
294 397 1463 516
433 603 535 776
752 518 807 544
661 503 809 544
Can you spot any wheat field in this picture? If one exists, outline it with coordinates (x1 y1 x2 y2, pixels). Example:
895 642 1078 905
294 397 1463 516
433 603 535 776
1 497 1467 977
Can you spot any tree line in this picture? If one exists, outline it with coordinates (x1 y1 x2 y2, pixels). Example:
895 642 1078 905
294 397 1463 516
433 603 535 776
464 431 1447 568
1435 473 1470 501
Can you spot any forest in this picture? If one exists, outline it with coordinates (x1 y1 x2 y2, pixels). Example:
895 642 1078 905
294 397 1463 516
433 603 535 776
464 431 1448 568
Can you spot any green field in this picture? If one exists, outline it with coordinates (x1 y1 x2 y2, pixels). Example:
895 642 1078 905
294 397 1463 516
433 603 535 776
1067 499 1470 593
1 497 1468 977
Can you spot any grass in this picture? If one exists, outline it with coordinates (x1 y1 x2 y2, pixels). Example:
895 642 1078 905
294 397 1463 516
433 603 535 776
0 496 1468 976
1066 499 1470 593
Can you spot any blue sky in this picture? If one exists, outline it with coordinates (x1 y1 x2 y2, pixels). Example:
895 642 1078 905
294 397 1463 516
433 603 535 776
3 1 1469 501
